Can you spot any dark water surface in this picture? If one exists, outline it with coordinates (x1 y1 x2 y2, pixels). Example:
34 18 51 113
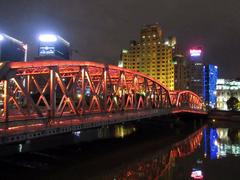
0 117 239 180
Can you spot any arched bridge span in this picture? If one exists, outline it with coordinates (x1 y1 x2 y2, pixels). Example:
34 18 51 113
0 60 205 144
170 90 204 113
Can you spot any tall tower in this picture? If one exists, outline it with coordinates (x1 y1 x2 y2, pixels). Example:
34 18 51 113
121 24 174 90
187 47 204 97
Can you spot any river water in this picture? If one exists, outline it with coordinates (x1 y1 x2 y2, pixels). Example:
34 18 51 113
0 117 239 180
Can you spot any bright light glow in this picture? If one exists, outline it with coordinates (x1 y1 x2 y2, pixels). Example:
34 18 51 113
191 170 203 179
0 34 4 41
190 49 202 57
73 131 81 137
39 34 57 42
164 41 170 46
23 44 28 50
118 60 123 67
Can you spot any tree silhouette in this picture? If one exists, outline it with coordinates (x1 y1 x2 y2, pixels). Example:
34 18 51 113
227 96 239 111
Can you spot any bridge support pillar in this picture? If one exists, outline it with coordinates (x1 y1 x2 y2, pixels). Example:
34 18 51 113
103 65 108 112
50 68 56 119
3 80 9 123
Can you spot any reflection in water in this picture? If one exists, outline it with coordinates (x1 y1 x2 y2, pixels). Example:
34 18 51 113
210 127 240 158
115 125 136 138
72 125 136 143
107 126 205 179
98 125 136 139
210 128 218 159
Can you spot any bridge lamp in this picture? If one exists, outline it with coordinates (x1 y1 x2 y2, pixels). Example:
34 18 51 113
38 34 57 42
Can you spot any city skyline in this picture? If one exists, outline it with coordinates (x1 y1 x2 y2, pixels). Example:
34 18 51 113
0 0 239 78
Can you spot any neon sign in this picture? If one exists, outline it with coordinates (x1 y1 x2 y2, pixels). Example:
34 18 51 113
190 49 202 57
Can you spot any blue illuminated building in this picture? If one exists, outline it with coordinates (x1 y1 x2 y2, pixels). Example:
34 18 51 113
203 64 218 108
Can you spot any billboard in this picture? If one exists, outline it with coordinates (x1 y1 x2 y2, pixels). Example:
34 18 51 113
38 34 70 60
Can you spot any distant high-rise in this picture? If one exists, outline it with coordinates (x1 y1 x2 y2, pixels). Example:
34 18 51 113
173 49 188 90
120 24 174 90
0 34 25 61
203 64 218 108
187 47 204 97
37 34 70 60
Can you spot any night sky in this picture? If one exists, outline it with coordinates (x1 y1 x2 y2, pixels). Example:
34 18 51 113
0 0 240 78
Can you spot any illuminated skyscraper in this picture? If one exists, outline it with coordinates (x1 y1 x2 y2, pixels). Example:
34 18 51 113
203 64 218 108
121 24 174 90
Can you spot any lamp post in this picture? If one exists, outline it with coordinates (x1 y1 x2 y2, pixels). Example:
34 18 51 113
23 44 28 62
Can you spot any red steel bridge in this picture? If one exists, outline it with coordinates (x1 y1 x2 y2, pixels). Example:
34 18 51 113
0 60 206 144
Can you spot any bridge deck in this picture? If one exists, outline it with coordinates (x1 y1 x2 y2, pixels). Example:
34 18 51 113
0 108 206 145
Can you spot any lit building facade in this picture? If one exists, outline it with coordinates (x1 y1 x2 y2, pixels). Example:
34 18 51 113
216 79 240 110
121 24 174 90
203 64 218 108
173 49 188 90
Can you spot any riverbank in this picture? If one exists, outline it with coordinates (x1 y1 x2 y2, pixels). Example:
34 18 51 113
209 110 240 121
